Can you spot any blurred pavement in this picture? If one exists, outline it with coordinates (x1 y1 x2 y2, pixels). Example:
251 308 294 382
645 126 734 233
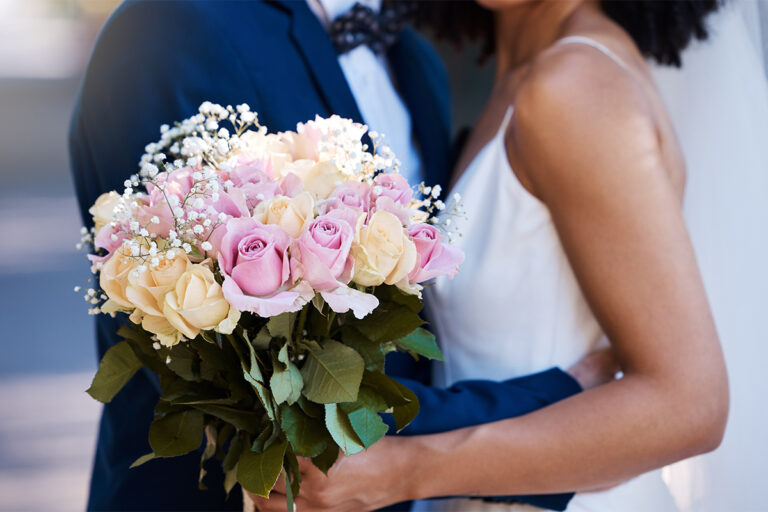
0 1 117 510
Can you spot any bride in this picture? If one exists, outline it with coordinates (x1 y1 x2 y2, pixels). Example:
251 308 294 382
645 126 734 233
250 1 728 510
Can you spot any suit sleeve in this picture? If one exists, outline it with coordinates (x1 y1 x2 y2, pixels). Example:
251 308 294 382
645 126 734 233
383 354 580 510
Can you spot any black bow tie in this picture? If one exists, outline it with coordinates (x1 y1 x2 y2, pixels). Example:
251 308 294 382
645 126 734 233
328 2 415 55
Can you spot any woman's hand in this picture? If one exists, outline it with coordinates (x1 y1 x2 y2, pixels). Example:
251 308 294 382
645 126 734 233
245 437 414 512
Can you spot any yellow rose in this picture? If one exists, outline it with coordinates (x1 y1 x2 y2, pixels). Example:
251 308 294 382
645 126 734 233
100 250 137 310
280 160 345 200
163 264 240 340
254 192 315 238
89 191 121 231
352 211 417 287
125 251 191 316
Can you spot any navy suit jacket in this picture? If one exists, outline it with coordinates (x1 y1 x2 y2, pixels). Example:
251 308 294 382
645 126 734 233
70 1 581 510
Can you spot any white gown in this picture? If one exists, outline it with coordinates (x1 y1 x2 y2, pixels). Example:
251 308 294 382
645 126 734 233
413 38 678 512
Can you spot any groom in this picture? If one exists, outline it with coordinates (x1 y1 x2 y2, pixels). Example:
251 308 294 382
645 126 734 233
70 1 600 510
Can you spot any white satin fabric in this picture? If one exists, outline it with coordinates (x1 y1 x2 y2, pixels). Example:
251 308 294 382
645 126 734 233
415 82 676 509
652 2 768 511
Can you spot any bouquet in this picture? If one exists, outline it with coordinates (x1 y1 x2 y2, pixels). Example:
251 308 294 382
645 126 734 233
79 102 463 509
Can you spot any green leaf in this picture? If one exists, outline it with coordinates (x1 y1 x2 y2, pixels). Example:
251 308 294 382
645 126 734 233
167 344 200 381
301 340 365 403
324 404 364 455
130 452 157 468
271 344 303 406
223 434 246 472
266 312 295 340
346 407 388 448
351 304 424 344
280 404 329 458
340 387 389 415
224 464 238 497
284 449 302 499
340 327 386 372
251 326 273 351
251 422 278 454
149 409 204 457
361 371 413 407
87 341 142 403
240 333 276 421
311 442 340 475
199 424 218 490
376 285 423 313
298 396 324 419
237 440 288 498
389 380 420 432
191 404 261 432
393 327 444 361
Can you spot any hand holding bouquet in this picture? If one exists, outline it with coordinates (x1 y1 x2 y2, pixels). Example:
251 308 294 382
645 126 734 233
81 102 463 508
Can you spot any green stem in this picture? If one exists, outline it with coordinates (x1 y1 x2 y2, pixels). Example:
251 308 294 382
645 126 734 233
295 306 308 347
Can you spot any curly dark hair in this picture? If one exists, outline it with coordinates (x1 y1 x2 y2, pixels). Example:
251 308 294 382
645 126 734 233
408 0 720 67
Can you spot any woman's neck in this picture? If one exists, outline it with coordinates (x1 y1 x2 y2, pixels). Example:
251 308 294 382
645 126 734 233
493 0 597 82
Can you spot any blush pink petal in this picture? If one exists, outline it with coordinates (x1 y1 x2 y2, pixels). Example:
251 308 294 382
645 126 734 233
222 276 313 317
320 287 379 319
372 196 410 226
231 254 284 296
280 173 304 198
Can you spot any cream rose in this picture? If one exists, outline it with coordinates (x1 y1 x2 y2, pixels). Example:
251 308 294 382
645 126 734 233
125 251 191 316
163 263 240 340
139 314 183 347
352 210 417 287
100 250 138 310
237 131 292 175
254 192 315 238
281 160 345 200
89 191 121 232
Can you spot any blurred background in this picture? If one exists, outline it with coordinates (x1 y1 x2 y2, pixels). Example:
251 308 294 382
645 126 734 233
0 1 766 511
0 0 118 510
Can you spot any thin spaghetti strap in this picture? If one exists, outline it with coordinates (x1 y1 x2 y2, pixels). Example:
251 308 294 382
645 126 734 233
555 35 629 71
497 105 514 139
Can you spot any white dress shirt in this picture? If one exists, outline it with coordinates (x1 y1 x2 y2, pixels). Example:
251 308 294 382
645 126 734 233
307 0 423 185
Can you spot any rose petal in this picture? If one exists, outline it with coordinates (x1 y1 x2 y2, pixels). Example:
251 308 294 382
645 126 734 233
320 287 379 319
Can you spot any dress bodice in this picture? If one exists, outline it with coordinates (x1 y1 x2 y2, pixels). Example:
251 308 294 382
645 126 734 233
425 107 604 387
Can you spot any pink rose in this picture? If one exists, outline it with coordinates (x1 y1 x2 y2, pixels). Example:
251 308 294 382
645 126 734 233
229 157 273 183
279 172 305 198
137 197 175 237
371 173 412 207
88 224 128 268
146 167 195 201
218 218 313 317
407 224 464 283
292 213 378 318
138 167 196 236
292 214 354 289
229 160 280 208
318 181 371 219
371 196 410 226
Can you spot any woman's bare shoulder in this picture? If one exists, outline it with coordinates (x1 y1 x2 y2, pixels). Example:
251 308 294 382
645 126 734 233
508 40 663 198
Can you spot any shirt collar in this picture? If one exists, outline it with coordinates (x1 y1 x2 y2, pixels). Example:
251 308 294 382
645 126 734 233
306 0 382 28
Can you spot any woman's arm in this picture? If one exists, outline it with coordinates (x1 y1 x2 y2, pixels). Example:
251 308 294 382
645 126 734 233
402 49 728 497
251 49 728 511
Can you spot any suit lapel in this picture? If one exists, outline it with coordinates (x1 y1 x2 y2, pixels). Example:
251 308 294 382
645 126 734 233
273 0 365 124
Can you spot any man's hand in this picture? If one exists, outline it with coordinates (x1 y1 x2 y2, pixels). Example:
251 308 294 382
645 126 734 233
245 437 412 512
567 347 621 390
